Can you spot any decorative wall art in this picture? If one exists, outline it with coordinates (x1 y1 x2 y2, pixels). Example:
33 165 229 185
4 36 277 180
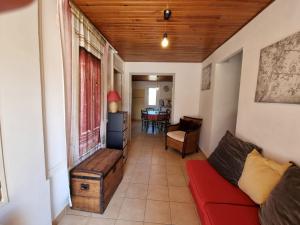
202 64 212 90
255 31 300 104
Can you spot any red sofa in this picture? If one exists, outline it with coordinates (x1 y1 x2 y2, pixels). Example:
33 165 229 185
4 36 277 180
186 160 260 225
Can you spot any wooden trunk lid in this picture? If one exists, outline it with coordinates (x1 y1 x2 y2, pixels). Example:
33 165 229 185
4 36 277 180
71 149 123 178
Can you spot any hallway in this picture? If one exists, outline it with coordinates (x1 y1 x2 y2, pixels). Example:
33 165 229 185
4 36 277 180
59 122 205 225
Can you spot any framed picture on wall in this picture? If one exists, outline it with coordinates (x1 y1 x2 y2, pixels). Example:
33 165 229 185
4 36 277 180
255 31 300 104
202 64 212 91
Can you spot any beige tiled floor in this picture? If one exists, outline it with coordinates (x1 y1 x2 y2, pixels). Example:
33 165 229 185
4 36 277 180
59 121 206 225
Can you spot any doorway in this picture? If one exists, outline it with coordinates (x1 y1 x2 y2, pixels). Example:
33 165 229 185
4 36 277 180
210 51 243 150
131 74 174 137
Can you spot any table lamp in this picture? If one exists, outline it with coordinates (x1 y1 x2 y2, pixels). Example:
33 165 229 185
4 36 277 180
0 0 33 13
107 90 121 113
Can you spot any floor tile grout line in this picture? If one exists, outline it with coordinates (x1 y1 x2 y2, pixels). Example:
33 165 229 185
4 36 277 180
61 122 204 225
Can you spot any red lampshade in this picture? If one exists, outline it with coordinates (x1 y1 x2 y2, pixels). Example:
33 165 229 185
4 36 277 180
107 90 121 102
0 0 33 13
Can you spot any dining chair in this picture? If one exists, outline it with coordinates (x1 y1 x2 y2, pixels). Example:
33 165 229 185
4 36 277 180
157 111 170 133
141 110 149 131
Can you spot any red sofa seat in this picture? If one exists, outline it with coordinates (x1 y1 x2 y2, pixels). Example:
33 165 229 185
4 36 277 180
205 203 260 225
186 160 259 225
186 160 255 206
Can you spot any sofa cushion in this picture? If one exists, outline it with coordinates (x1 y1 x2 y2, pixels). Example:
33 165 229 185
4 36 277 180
204 203 260 225
238 149 291 204
259 164 300 225
186 160 255 208
167 130 185 142
208 131 262 185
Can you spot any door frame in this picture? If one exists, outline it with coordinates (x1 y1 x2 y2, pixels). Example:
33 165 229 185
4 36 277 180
128 73 176 139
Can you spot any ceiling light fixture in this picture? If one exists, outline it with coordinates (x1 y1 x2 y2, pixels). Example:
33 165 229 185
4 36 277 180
149 74 158 81
161 7 171 48
161 32 169 48
164 9 172 20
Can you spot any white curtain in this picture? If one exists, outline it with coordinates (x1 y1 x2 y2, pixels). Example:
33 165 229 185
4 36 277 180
70 2 106 59
58 0 73 167
58 0 109 169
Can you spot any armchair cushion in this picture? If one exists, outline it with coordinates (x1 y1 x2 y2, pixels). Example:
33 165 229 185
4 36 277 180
179 118 199 132
167 130 186 142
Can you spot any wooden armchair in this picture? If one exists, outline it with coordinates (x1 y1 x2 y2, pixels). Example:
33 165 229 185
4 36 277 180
165 116 202 158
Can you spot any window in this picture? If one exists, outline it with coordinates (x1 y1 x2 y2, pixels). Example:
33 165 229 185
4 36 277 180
148 88 157 106
0 127 8 205
79 47 101 157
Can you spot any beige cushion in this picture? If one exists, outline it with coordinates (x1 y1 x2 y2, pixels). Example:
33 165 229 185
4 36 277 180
167 130 186 142
238 149 291 204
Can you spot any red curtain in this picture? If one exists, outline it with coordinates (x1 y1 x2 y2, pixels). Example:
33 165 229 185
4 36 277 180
79 47 101 156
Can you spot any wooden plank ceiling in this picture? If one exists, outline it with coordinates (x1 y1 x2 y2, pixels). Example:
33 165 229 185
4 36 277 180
73 0 273 62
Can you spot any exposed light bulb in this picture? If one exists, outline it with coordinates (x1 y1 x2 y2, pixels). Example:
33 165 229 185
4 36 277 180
161 33 169 48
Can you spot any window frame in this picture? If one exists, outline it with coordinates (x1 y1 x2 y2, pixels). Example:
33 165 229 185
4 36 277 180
148 87 157 106
0 126 8 206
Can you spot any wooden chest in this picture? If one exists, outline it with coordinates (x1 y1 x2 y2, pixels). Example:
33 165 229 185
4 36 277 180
70 149 123 214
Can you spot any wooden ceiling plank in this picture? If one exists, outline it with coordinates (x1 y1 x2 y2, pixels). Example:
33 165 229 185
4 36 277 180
73 0 273 62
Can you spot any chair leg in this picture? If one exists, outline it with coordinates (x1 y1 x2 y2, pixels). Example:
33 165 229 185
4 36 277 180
182 152 185 159
165 136 168 150
145 121 149 131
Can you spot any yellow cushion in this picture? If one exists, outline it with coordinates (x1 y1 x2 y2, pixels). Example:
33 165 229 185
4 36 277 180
238 149 291 204
167 130 186 142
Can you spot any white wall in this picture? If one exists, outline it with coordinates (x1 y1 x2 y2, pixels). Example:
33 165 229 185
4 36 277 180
0 2 52 225
199 0 300 165
198 65 214 153
40 0 70 220
124 63 202 128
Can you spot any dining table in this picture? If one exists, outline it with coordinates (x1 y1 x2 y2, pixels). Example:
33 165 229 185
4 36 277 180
143 110 170 134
